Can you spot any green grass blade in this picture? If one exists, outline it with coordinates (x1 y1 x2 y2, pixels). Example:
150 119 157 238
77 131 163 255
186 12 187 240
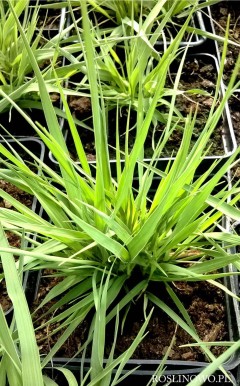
0 225 43 386
187 340 240 386
54 368 78 386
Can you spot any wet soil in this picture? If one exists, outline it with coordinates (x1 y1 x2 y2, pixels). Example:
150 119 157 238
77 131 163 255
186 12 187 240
211 1 240 86
32 272 228 362
0 181 33 313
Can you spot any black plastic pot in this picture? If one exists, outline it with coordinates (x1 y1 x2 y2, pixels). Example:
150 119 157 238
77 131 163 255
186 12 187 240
43 364 237 386
48 53 237 176
29 160 240 375
34 265 240 374
142 53 237 173
0 137 45 319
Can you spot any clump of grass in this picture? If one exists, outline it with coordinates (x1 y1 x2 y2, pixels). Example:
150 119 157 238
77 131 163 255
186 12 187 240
0 1 240 384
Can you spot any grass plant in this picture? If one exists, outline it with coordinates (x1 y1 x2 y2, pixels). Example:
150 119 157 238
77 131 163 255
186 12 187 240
0 1 240 385
78 0 222 26
0 0 86 116
63 0 239 136
64 0 211 127
0 0 56 92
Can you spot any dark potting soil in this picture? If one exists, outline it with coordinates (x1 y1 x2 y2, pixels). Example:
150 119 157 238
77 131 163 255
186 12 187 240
112 280 227 361
32 272 228 361
210 1 240 85
66 56 225 162
0 180 33 312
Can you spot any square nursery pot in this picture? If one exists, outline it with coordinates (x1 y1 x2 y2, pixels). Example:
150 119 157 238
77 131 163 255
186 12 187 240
39 264 240 381
33 215 240 378
0 137 45 320
48 53 237 176
143 52 237 174
35 268 240 380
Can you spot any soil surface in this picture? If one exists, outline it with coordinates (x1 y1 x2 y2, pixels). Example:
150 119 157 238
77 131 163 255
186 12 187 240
32 272 228 362
0 181 33 313
211 1 240 85
113 280 227 361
